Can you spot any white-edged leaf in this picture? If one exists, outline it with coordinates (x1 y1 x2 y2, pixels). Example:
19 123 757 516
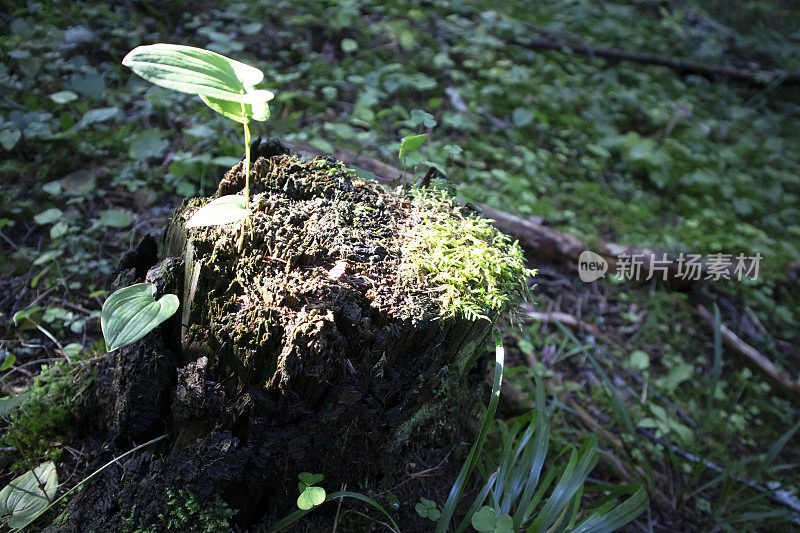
122 44 268 104
200 90 272 123
101 283 179 351
0 461 58 530
185 195 249 228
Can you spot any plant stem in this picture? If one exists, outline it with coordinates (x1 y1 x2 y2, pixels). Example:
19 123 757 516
243 119 251 209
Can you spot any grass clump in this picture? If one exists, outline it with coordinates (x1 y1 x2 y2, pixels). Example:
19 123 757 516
401 188 535 321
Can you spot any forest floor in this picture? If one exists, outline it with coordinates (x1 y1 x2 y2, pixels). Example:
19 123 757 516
1 0 799 531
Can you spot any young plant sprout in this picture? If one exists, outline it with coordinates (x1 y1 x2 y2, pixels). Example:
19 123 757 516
122 43 274 229
101 44 274 352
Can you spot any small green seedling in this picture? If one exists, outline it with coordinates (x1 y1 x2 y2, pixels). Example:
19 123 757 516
415 497 441 521
398 133 427 181
296 472 326 511
471 507 514 533
122 43 274 229
100 44 275 351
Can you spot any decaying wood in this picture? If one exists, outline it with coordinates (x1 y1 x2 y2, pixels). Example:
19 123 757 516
694 305 800 400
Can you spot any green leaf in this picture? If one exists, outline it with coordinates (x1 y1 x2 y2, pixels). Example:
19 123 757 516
33 208 63 225
297 485 326 510
472 506 497 531
512 107 534 127
629 350 649 370
99 210 132 228
0 461 58 530
127 130 168 160
399 133 427 158
122 44 274 116
185 195 250 228
49 90 79 104
297 473 324 486
0 391 29 418
0 128 21 151
12 307 43 330
0 352 15 371
199 93 271 123
33 250 63 266
79 107 120 127
340 38 359 53
101 283 179 351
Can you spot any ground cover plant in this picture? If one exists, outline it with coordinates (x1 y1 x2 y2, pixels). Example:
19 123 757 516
1 0 799 530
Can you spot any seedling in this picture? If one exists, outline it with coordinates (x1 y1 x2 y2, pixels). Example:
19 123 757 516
99 45 275 352
122 44 274 229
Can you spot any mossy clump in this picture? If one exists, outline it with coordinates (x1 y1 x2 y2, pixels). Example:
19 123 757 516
127 488 235 533
401 188 535 321
0 362 92 472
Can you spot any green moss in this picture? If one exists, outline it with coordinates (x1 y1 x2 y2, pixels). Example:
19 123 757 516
0 362 91 472
134 488 235 533
401 188 535 321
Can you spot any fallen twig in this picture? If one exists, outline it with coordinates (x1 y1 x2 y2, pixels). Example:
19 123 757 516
505 37 800 87
694 305 800 400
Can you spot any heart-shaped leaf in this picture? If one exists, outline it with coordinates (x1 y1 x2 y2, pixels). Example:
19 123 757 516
297 472 324 486
297 485 326 511
185 195 250 228
471 506 498 531
0 461 58 531
399 133 427 158
101 283 179 351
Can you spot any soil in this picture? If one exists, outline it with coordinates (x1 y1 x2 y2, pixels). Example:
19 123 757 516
47 142 507 532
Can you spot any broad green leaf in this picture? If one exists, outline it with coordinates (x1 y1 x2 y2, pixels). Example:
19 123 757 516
200 92 271 123
0 352 15 371
185 195 249 228
127 130 168 160
122 44 272 105
512 107 534 127
33 208 62 225
399 133 427 158
79 107 119 127
0 391 29 418
99 210 132 228
49 90 79 104
0 128 21 151
0 461 58 530
297 485 325 510
101 283 179 351
12 307 43 330
472 506 497 531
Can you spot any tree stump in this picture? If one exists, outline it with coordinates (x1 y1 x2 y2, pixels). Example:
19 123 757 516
51 144 530 531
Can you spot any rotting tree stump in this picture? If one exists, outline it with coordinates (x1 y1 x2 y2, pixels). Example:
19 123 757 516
50 142 529 532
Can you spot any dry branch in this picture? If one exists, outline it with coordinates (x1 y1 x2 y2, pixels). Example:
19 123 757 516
506 37 800 87
694 305 800 400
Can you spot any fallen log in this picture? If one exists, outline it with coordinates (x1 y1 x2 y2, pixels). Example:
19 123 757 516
505 37 800 87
